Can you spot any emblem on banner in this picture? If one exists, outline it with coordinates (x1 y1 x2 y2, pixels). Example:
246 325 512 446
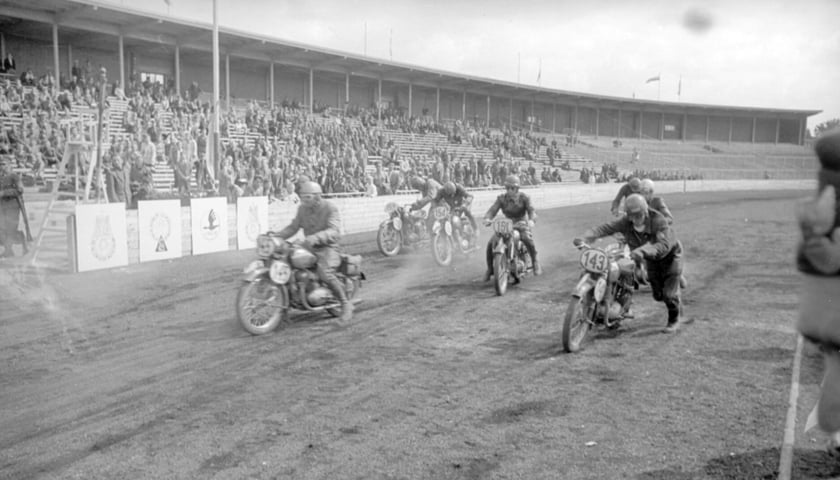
150 212 171 253
202 208 221 240
90 213 116 261
245 203 261 241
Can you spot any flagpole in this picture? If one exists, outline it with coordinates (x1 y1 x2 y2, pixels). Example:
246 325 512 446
517 52 520 84
212 0 220 185
657 72 661 101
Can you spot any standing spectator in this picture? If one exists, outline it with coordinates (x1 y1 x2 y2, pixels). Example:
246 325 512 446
2 53 15 73
0 157 26 257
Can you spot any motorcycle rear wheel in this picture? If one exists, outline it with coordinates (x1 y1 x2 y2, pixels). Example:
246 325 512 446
236 279 288 335
432 232 453 267
377 223 402 257
562 295 594 353
493 253 508 296
327 277 360 317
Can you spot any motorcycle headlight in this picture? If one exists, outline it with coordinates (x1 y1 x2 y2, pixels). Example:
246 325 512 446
269 260 291 284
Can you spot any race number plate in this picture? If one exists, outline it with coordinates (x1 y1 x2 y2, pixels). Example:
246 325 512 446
580 248 609 274
493 218 513 234
433 205 449 220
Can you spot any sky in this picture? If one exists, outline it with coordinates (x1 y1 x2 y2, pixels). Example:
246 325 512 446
100 0 840 132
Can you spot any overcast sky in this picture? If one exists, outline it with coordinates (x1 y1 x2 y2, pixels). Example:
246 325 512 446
101 0 840 131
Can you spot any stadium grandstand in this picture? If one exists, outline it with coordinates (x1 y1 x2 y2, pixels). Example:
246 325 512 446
0 0 822 206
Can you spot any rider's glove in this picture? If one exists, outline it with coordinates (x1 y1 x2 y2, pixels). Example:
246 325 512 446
527 220 535 229
302 235 316 250
483 218 492 227
630 248 645 262
573 237 585 247
802 233 840 275
611 208 620 217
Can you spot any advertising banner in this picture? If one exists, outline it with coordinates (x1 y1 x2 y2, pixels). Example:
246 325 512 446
75 202 128 272
236 196 269 250
137 199 183 262
190 197 229 255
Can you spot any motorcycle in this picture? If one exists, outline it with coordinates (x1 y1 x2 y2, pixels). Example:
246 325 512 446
376 202 429 256
236 233 364 335
561 239 638 352
485 217 534 296
430 203 478 267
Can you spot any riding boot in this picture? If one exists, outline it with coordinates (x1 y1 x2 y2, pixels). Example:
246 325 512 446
326 278 353 324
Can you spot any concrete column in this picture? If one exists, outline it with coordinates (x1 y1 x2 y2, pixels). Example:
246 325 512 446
118 35 125 92
661 112 666 140
751 116 756 143
728 117 733 143
308 68 314 114
174 45 180 98
52 23 60 88
225 54 230 110
595 108 600 138
618 109 622 138
378 77 382 123
775 118 780 144
508 98 512 126
269 62 275 106
574 104 579 132
461 90 466 121
638 110 643 139
344 72 349 106
705 116 710 143
1 34 5 61
435 87 440 122
67 45 73 83
486 95 490 126
552 103 556 133
408 82 412 118
798 117 805 146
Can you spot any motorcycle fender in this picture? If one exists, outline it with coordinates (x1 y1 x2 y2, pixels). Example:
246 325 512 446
493 238 507 255
444 220 452 236
433 221 441 235
573 273 596 298
392 216 402 231
242 266 270 283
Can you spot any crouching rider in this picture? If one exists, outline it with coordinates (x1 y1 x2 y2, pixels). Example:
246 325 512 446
275 181 353 323
482 175 542 281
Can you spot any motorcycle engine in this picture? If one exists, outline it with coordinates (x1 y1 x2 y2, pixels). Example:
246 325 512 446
307 286 332 307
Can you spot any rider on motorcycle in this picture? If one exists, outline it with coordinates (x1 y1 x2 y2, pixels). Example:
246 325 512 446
482 175 542 280
275 181 353 324
409 175 443 231
611 176 642 217
574 194 684 333
434 181 478 241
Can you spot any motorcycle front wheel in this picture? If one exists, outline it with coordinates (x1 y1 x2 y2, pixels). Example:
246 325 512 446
377 223 402 257
562 294 594 353
493 253 508 296
236 278 289 335
432 232 453 267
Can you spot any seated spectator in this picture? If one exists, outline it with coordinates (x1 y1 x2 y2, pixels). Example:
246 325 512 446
20 69 36 86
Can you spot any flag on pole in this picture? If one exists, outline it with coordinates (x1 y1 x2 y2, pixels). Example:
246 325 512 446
645 75 660 84
537 58 542 85
677 76 682 96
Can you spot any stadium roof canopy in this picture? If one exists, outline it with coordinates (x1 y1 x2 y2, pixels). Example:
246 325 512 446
0 0 821 118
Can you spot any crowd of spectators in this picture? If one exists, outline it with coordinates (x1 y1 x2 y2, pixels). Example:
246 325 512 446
2 56 580 210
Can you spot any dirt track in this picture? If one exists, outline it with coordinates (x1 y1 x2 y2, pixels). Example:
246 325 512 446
1 189 838 480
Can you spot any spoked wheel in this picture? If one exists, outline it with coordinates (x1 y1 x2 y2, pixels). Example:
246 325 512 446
562 294 595 353
432 232 453 267
493 253 509 296
236 279 288 335
377 223 402 257
327 277 360 317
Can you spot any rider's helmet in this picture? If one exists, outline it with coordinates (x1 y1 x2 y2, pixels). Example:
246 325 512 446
640 178 655 200
504 175 520 190
628 177 642 193
443 181 456 197
624 193 648 228
299 181 322 207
